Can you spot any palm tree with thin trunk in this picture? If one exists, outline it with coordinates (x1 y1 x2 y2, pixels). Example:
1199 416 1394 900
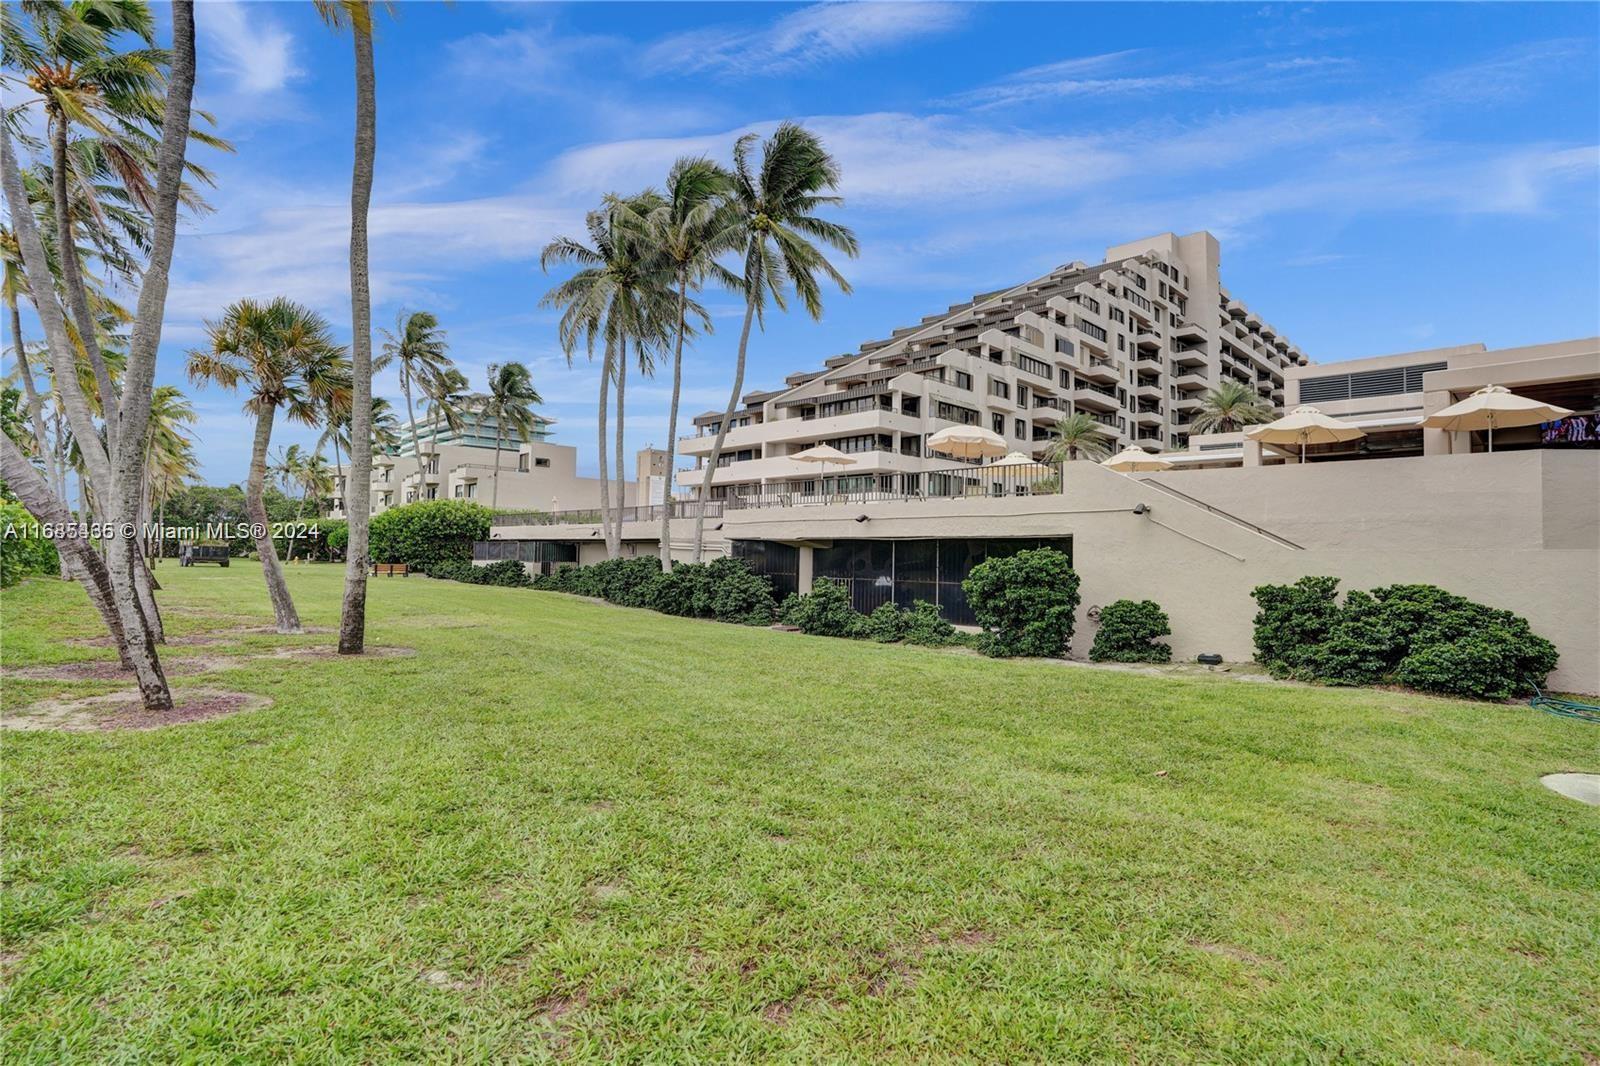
314 0 384 654
422 365 469 453
1190 379 1275 435
378 309 451 487
693 124 858 561
540 196 676 556
632 158 735 569
1045 412 1112 462
187 298 349 633
479 362 541 510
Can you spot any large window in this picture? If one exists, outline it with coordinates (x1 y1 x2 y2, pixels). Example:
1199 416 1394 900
808 537 1074 625
1298 361 1447 403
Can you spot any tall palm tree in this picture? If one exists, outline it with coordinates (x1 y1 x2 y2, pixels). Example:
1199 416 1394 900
377 309 451 487
422 365 469 452
142 383 195 560
479 362 541 510
633 157 734 569
539 195 676 556
297 452 335 517
1045 412 1112 462
186 298 349 633
1191 379 1275 435
313 0 385 655
272 443 308 504
692 125 858 560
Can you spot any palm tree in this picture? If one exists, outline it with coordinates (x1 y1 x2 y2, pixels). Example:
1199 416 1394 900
1191 380 1275 435
693 124 858 560
273 443 308 505
479 362 541 510
377 309 451 487
422 365 469 452
539 195 676 556
1045 412 1113 462
187 298 349 633
143 383 196 560
312 0 384 655
297 452 335 517
633 157 734 569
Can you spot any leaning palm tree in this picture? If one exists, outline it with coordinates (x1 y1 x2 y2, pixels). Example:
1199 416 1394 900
1190 379 1275 435
297 452 335 518
142 384 196 562
692 124 858 560
186 298 349 633
633 157 736 569
1045 412 1113 462
479 362 542 509
377 309 451 487
422 365 469 452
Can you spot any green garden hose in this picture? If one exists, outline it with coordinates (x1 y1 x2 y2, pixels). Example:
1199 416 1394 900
1528 682 1600 724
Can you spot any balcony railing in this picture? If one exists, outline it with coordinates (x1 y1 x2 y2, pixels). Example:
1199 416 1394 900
492 500 725 527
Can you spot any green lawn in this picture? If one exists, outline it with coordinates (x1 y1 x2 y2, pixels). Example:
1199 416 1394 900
2 564 1596 1063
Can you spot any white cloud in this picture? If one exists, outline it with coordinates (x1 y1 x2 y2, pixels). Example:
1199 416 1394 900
198 1 301 94
644 2 968 77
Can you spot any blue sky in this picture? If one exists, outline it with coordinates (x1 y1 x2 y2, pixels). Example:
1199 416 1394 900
61 2 1600 481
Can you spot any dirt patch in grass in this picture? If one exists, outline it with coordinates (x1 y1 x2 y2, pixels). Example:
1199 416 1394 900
3 688 272 732
761 998 795 1026
253 644 415 662
1187 939 1275 967
4 654 248 682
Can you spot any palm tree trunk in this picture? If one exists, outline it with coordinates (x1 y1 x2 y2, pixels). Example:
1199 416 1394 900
491 422 503 509
48 119 119 458
339 16 377 656
659 269 688 571
693 274 758 562
596 336 615 557
247 409 302 633
0 434 134 668
614 334 628 549
403 367 426 487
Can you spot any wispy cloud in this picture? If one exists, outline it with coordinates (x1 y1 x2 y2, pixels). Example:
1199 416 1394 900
197 0 301 94
1421 38 1593 104
644 2 968 77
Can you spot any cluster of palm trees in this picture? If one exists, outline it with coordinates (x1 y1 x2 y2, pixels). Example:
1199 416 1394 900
539 123 858 569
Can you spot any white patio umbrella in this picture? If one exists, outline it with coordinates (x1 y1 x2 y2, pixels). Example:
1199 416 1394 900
1245 405 1365 463
1100 445 1175 473
1422 385 1573 452
926 424 1007 461
989 450 1054 477
792 444 857 493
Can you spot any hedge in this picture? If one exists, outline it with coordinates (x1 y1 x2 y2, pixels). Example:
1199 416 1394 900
1251 579 1558 700
963 548 1081 658
0 501 60 588
368 500 492 569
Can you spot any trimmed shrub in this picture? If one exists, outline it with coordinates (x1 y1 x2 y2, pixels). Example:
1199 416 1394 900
643 562 712 617
864 602 910 643
474 559 533 588
322 520 348 559
369 500 492 569
423 559 472 582
778 579 865 638
963 548 1080 658
1250 576 1342 674
707 560 776 626
0 501 59 588
903 600 958 646
1090 599 1172 663
1252 577 1558 699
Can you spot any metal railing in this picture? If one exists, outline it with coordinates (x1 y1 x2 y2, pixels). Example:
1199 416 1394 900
492 500 725 527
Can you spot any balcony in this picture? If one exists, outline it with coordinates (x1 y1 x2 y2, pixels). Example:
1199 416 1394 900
1171 346 1208 367
1072 385 1120 412
1077 357 1120 384
1133 406 1163 425
1134 329 1163 351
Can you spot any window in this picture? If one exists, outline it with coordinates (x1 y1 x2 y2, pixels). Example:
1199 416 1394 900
518 454 530 472
991 413 1005 435
1017 385 1030 408
1014 418 1026 439
810 537 1074 625
535 457 550 468
936 401 979 425
1297 362 1447 402
900 435 921 457
900 396 920 417
990 380 1010 400
951 370 973 391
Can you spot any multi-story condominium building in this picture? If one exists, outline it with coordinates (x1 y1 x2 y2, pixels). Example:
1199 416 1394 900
677 231 1307 501
329 409 659 518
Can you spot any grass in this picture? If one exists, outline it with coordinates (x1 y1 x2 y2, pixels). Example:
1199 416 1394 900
2 564 1597 1063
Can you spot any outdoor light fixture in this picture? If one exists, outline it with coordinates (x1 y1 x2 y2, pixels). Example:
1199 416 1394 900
1132 503 1150 516
854 514 870 523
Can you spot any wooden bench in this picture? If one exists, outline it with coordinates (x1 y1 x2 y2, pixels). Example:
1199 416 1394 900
373 562 410 577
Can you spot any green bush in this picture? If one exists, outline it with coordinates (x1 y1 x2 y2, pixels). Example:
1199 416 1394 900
0 501 59 588
864 602 910 643
1089 599 1172 663
474 559 533 588
1252 578 1558 699
706 559 776 626
903 600 958 646
1250 576 1342 674
424 559 472 582
368 500 492 569
322 520 348 559
642 562 712 617
778 579 865 638
963 548 1080 658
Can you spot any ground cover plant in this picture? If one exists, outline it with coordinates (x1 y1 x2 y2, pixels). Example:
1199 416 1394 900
4 566 1595 1062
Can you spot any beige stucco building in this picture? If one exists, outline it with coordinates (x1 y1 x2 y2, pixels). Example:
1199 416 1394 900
673 232 1305 503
